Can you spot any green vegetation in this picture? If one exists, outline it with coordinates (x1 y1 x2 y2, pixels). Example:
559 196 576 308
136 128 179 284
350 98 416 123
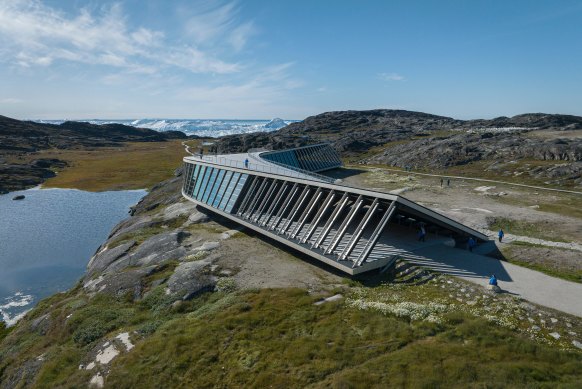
501 242 582 284
0 322 11 342
2 280 582 387
487 217 568 243
37 140 194 191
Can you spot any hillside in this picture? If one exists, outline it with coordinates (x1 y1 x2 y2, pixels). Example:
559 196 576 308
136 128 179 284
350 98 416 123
2 169 582 388
0 115 187 193
215 110 582 187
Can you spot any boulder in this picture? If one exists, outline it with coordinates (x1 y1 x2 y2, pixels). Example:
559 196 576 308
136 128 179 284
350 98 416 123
86 240 137 276
487 284 501 293
125 230 190 268
167 260 216 299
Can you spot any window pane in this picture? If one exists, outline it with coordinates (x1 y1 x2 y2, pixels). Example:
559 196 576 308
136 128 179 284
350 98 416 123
225 173 248 213
219 172 240 210
195 166 212 200
207 169 225 205
212 170 233 208
201 168 218 203
192 165 206 198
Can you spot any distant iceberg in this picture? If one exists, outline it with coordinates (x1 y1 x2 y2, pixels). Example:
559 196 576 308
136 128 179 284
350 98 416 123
264 118 287 129
33 118 296 138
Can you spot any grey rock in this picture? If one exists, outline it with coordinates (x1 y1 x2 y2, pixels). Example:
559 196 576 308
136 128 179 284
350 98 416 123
185 211 209 225
572 340 582 349
193 241 220 252
127 230 191 268
162 202 198 221
549 332 561 340
167 260 216 299
30 314 50 336
86 267 156 299
87 240 136 276
103 231 191 274
107 216 158 241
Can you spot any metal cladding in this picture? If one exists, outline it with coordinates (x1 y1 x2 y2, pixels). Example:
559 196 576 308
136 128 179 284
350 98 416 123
182 143 488 275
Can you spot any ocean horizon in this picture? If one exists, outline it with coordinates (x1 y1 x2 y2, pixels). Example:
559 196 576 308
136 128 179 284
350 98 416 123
33 118 297 138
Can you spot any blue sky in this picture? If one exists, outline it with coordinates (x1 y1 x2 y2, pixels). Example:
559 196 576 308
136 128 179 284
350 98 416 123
0 0 581 120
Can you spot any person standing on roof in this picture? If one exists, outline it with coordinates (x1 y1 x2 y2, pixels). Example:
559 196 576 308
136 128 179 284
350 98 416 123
498 228 504 243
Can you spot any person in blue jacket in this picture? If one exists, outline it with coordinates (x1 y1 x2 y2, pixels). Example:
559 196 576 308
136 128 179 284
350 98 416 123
467 237 476 252
489 274 498 286
498 228 504 242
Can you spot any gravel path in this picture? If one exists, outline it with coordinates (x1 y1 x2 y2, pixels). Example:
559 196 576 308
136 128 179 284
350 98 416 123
410 244 582 318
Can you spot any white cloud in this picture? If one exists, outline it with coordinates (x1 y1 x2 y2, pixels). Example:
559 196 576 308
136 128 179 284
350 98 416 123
185 1 255 51
0 0 240 74
177 62 302 107
378 72 405 81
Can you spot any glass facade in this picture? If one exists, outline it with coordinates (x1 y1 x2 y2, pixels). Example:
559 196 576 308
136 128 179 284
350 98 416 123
183 162 249 214
261 143 341 172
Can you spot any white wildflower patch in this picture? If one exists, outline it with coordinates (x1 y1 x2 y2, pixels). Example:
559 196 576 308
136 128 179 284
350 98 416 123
347 298 449 322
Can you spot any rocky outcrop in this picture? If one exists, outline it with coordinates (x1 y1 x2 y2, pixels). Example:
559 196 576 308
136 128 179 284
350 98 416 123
213 109 582 187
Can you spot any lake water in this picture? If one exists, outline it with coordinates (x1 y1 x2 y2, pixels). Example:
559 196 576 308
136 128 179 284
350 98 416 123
0 187 146 325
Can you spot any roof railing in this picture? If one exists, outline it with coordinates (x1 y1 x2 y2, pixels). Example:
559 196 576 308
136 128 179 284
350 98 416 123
188 154 337 183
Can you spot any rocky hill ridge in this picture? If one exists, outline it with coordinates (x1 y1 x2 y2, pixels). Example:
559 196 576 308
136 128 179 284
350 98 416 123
214 109 582 187
0 115 188 193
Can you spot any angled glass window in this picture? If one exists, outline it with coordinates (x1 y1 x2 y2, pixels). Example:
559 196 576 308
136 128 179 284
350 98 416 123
192 165 207 198
218 172 241 211
201 168 218 203
207 169 225 205
212 170 233 208
195 166 212 200
225 173 249 213
187 164 200 196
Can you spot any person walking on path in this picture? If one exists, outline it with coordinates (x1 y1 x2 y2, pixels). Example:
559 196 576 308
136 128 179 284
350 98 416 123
467 237 476 252
498 228 504 243
418 225 426 242
440 178 443 187
447 178 450 187
244 158 249 169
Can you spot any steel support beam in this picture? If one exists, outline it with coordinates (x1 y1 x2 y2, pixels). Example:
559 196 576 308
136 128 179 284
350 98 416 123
325 195 364 254
243 177 269 219
270 183 299 231
313 192 349 249
279 185 311 234
290 187 322 239
261 181 289 227
252 179 279 223
339 198 379 260
353 202 397 268
236 175 258 216
300 190 336 244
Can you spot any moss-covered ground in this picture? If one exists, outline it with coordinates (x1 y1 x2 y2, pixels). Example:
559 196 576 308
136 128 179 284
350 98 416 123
35 140 197 191
2 276 582 388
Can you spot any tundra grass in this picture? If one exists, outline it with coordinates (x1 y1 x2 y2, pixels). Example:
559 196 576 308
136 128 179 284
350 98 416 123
37 140 196 191
2 283 582 388
501 242 582 284
487 216 569 243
